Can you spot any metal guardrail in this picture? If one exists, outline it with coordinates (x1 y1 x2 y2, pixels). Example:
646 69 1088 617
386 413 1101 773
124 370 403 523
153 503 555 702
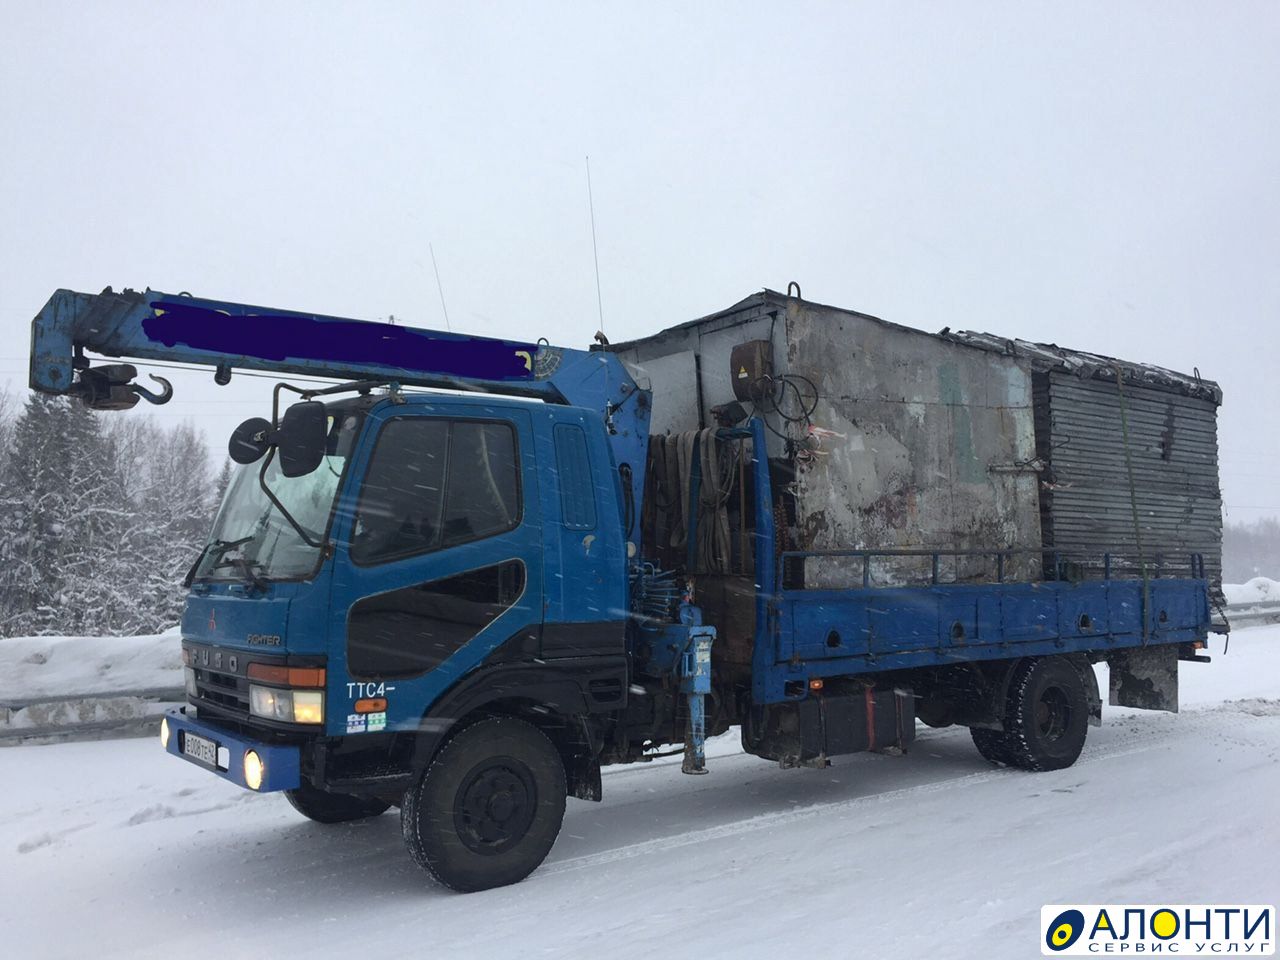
1225 601 1280 630
0 687 183 745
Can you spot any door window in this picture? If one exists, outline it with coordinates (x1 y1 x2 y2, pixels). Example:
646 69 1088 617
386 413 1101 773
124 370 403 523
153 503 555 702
351 418 519 565
347 561 526 678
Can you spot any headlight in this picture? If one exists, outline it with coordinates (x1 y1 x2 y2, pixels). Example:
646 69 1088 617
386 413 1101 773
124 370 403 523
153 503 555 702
291 690 324 724
249 684 324 724
244 750 264 790
160 716 171 748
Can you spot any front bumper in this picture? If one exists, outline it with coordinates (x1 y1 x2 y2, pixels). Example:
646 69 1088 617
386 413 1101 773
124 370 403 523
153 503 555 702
162 706 301 793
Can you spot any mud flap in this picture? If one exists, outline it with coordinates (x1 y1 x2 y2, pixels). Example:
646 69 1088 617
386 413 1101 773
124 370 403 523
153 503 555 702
1109 645 1179 713
1071 656 1104 727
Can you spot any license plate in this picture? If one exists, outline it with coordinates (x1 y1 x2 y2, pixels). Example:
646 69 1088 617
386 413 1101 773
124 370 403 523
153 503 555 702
181 731 219 768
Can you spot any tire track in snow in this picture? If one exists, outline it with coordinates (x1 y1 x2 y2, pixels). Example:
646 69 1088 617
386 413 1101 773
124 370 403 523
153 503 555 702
542 739 1159 877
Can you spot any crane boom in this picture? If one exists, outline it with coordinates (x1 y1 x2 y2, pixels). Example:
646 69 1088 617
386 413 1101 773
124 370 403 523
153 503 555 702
29 286 652 538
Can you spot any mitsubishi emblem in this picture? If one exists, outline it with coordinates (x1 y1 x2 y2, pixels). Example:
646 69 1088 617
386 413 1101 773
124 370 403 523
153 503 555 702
208 610 217 632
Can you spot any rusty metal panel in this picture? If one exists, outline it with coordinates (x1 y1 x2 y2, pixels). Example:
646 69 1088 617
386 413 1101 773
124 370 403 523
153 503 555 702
780 300 1042 586
1037 372 1224 608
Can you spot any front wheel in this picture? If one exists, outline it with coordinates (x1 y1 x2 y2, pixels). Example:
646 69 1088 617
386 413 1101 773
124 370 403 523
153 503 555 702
401 717 566 892
285 783 390 823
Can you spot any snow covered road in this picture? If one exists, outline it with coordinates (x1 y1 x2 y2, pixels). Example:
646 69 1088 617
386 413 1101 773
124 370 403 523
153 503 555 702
2 629 1278 960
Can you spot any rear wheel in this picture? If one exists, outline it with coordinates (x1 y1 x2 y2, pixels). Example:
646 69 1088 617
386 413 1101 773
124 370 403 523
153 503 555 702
401 717 566 892
285 783 390 823
970 658 1089 771
970 726 1014 765
1001 657 1089 771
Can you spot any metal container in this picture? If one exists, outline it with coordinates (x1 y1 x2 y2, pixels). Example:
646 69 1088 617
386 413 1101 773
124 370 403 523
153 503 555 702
613 290 1223 605
612 290 1042 587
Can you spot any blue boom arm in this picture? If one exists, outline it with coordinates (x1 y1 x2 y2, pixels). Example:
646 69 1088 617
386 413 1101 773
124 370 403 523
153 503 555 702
29 286 652 539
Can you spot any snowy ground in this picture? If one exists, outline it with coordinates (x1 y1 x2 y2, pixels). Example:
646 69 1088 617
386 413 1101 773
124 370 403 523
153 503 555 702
1 629 1277 960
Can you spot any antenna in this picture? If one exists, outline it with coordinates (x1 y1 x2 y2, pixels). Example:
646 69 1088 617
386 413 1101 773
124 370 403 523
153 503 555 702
429 243 451 332
586 155 605 336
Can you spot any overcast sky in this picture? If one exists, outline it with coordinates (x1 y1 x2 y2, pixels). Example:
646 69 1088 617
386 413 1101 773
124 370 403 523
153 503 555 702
2 2 1276 522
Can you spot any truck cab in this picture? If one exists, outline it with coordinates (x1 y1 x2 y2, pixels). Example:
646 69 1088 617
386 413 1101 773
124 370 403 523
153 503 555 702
167 389 637 888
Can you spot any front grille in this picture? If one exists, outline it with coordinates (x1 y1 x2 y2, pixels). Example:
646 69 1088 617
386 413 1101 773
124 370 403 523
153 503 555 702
192 666 250 716
183 640 326 733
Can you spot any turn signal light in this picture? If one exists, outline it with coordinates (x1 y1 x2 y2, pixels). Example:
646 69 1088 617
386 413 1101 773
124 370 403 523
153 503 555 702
809 678 824 691
246 663 326 687
354 698 387 714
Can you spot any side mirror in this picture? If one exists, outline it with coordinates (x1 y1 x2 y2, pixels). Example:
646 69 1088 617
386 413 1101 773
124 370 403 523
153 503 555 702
229 417 273 465
276 401 328 478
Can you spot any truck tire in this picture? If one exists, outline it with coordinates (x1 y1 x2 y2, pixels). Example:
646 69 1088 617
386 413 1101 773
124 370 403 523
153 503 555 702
1000 657 1089 771
970 726 1015 765
285 784 390 823
401 717 566 892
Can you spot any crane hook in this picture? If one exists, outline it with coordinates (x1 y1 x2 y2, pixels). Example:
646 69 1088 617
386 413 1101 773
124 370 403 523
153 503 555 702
131 375 173 405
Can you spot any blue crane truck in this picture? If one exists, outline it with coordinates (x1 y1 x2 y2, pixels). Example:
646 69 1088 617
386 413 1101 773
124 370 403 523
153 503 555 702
28 286 1218 892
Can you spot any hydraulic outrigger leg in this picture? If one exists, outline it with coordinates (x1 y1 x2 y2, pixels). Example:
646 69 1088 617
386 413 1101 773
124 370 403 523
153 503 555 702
679 622 716 775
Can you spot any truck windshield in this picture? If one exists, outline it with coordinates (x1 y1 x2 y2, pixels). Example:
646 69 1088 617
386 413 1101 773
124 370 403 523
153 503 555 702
195 410 364 582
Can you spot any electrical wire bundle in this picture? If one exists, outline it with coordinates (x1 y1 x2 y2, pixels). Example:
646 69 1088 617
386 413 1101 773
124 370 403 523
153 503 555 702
748 372 824 463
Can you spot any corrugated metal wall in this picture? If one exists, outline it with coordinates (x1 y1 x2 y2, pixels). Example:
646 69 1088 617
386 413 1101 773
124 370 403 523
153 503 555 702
1036 371 1224 604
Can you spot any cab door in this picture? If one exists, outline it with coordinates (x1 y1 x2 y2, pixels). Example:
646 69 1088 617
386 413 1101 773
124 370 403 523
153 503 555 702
324 400 542 737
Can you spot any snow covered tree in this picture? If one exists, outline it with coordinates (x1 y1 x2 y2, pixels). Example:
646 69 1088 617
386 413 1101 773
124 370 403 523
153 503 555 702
0 387 14 454
0 394 135 636
0 394 221 637
213 457 234 513
119 420 215 630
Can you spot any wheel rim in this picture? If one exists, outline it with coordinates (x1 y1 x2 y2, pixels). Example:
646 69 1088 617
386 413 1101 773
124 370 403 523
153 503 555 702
1035 686 1072 742
454 759 537 855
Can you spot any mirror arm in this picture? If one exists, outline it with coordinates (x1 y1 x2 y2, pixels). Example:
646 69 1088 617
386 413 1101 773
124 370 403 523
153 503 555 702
272 381 309 431
257 448 324 548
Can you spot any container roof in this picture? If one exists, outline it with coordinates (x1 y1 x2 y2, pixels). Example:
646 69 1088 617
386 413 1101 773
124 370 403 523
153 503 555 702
939 329 1221 403
609 289 1221 404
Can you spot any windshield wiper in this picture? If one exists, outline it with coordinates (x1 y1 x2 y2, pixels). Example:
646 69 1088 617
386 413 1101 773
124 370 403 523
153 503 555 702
218 554 268 594
183 535 254 588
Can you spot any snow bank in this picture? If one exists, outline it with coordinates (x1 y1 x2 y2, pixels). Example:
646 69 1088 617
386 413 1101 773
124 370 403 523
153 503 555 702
1224 577 1278 605
0 629 182 702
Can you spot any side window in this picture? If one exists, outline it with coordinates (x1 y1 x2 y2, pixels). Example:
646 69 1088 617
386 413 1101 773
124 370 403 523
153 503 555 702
553 423 596 530
351 418 519 565
442 421 520 547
